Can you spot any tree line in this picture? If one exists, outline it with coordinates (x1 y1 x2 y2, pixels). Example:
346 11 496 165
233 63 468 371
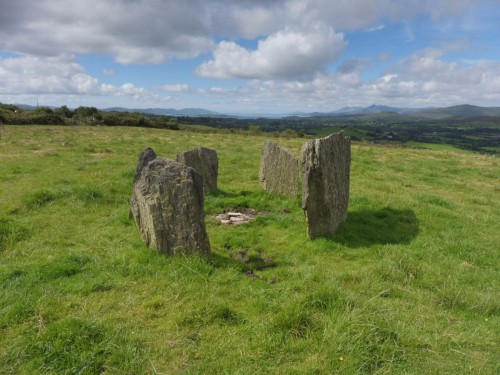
0 104 179 130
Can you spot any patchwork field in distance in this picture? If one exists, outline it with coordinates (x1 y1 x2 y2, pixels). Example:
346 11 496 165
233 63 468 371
0 125 499 374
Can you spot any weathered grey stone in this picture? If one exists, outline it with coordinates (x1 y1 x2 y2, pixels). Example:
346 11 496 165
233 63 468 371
176 147 218 195
301 131 351 238
259 140 299 198
130 158 211 256
133 147 157 184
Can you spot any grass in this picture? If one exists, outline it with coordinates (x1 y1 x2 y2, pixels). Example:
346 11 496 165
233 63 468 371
1 125 499 374
405 141 469 153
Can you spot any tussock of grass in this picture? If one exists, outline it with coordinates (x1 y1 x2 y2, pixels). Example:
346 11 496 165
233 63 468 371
0 126 499 374
0 218 30 251
1 318 145 374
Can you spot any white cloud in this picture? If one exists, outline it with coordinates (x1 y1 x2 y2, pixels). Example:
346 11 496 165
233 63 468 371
118 83 145 96
158 84 190 92
0 54 100 94
0 0 483 68
0 54 149 98
354 51 500 106
196 23 346 79
231 6 280 39
365 25 385 32
0 0 216 64
195 49 500 112
403 20 415 42
0 0 496 112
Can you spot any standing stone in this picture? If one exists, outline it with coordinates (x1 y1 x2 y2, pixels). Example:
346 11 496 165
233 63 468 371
133 147 157 184
176 147 218 195
301 131 351 238
130 158 211 256
259 140 299 198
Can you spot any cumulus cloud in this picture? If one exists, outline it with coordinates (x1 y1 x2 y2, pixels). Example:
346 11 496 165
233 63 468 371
282 0 478 31
0 0 480 65
375 49 500 104
231 6 281 39
158 84 190 92
0 54 100 94
0 54 147 97
0 0 216 64
0 0 495 111
196 24 346 79
196 50 500 111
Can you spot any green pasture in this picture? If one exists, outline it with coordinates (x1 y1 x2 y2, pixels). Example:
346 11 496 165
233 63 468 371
0 125 498 374
405 141 469 153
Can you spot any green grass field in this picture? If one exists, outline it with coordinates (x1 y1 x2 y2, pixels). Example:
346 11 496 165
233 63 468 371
1 125 499 374
405 141 469 153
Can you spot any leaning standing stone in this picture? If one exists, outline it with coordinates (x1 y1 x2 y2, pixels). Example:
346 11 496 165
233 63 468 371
130 158 211 256
259 140 299 198
301 131 351 238
133 147 157 183
176 147 218 195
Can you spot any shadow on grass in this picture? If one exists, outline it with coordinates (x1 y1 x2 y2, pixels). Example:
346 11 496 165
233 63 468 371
210 249 277 273
330 207 419 248
209 189 241 198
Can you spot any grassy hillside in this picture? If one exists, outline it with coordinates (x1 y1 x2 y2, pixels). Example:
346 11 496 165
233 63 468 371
1 125 499 374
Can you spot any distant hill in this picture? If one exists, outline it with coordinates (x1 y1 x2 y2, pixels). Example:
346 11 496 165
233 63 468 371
357 111 416 122
296 104 500 119
15 104 58 110
409 104 500 119
346 105 421 115
7 102 500 120
295 104 426 117
102 107 219 116
10 104 219 117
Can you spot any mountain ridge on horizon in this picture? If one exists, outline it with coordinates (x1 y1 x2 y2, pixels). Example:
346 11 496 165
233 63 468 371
289 104 500 119
11 102 500 119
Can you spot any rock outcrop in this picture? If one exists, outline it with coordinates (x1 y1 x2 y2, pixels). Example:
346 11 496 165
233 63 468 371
259 140 299 198
301 132 351 238
130 158 211 256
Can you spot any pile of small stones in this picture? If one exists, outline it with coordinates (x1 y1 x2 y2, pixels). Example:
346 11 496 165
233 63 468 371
215 212 256 225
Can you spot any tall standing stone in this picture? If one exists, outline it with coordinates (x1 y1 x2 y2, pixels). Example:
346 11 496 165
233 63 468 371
259 140 299 198
130 158 211 256
176 147 218 195
301 131 351 238
133 147 157 184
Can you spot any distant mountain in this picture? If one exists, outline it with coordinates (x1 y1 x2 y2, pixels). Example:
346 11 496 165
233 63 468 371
333 106 365 114
353 105 400 114
15 104 58 110
409 104 500 119
102 107 219 116
88 104 500 119
295 104 426 117
15 104 37 110
8 102 500 120
295 104 500 119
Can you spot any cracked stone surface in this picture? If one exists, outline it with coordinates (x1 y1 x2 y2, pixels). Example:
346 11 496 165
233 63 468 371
131 157 211 256
259 140 299 198
301 131 351 238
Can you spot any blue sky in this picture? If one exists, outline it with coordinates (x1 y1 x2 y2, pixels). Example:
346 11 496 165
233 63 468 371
1 0 499 114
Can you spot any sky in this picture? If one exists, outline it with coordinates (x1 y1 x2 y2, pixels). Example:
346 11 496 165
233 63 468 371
1 0 499 115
